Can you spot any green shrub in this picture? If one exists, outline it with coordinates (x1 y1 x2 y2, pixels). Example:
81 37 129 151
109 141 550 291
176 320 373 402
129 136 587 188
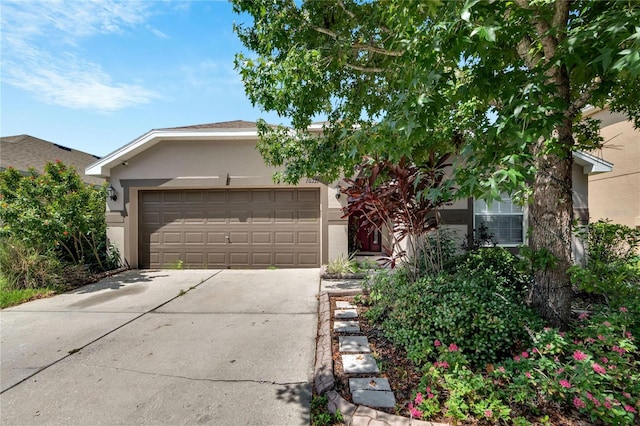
570 220 640 308
0 162 112 274
453 247 531 292
0 238 63 290
365 268 543 367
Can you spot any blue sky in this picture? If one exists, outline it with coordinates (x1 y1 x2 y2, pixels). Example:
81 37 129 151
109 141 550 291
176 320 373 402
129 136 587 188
1 0 288 157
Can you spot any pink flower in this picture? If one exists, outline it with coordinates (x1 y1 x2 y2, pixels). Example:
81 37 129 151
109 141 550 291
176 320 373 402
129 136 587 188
521 351 529 359
408 403 423 418
448 343 458 352
573 350 588 361
619 307 628 313
585 337 595 343
434 340 441 347
484 409 493 418
612 345 626 355
604 400 613 409
600 357 609 364
433 361 449 369
532 348 540 354
559 379 571 389
578 312 589 320
598 334 605 341
592 363 606 374
414 392 423 405
603 321 612 327
573 397 586 409
498 366 506 373
623 392 631 399
608 364 617 370
556 367 565 374
525 372 532 379
514 355 521 362
625 331 633 339
624 405 637 413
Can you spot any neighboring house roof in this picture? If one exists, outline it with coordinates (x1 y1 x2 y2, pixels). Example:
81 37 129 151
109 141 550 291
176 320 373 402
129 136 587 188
1 134 104 186
159 120 260 130
86 121 264 178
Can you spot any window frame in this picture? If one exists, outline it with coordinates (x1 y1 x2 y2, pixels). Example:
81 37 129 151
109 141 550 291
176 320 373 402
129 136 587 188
473 194 525 247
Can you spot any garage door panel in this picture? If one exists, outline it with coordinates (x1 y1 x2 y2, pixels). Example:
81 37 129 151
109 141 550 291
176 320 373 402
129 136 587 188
298 232 319 244
275 211 295 222
251 252 272 265
185 232 204 244
252 232 271 244
142 212 161 225
298 210 319 222
251 191 272 203
163 232 182 244
275 232 295 244
139 189 320 268
229 231 249 244
298 253 319 266
229 210 250 223
185 252 205 266
162 211 181 225
228 191 251 203
207 232 226 244
207 252 227 266
229 252 249 266
274 252 295 266
163 192 182 203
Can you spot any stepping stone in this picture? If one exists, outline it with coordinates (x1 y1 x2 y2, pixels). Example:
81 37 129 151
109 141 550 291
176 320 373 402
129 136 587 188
334 309 358 319
333 321 360 333
351 390 396 408
336 301 356 309
342 354 379 373
339 336 371 353
349 377 392 392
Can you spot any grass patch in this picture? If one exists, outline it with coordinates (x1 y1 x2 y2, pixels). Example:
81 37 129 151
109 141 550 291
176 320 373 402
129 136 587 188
0 275 56 308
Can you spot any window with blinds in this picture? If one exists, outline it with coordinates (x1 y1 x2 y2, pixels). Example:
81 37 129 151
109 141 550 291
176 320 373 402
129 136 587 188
474 195 524 246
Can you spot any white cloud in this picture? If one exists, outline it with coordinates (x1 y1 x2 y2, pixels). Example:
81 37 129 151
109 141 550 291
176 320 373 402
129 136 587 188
0 0 163 112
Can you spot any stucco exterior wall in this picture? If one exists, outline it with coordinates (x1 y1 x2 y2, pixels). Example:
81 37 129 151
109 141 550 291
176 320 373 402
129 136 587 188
587 109 640 229
105 138 335 268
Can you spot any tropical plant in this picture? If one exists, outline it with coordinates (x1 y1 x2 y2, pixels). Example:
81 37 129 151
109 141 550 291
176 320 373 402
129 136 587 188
340 154 452 272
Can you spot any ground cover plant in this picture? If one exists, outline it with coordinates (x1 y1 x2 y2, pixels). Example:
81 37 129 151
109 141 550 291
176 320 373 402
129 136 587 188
0 161 121 304
355 242 640 425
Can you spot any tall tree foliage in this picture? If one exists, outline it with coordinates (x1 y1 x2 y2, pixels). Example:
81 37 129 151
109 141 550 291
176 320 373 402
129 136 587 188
233 0 640 326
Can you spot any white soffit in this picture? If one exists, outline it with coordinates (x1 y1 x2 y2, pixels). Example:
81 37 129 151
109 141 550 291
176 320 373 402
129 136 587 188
573 150 613 175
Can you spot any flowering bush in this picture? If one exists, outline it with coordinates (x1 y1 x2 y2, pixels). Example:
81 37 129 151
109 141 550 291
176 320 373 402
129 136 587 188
409 307 639 424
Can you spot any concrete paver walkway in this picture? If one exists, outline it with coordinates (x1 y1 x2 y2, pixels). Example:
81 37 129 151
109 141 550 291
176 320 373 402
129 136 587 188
1 269 319 426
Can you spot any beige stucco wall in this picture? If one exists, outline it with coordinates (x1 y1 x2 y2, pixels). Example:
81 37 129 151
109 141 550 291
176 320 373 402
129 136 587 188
587 109 640 228
106 138 337 268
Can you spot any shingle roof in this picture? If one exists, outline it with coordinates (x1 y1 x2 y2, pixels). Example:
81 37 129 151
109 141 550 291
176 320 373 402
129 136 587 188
158 120 259 131
0 135 104 186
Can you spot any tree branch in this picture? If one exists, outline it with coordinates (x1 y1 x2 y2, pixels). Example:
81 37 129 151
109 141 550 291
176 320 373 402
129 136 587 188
566 77 602 118
313 26 404 57
345 63 385 73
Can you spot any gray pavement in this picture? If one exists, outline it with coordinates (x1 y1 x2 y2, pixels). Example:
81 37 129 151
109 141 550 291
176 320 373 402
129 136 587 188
1 269 320 426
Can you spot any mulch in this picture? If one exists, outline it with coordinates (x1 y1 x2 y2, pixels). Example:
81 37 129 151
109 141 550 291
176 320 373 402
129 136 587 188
328 295 593 426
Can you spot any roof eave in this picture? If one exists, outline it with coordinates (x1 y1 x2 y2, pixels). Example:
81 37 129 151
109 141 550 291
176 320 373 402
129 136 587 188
573 150 613 175
85 128 259 177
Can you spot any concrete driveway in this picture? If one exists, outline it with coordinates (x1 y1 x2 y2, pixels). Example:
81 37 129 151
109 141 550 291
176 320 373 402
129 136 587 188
0 269 320 425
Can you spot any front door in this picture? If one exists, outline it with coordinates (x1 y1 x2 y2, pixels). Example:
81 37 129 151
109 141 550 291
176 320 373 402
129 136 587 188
349 213 381 253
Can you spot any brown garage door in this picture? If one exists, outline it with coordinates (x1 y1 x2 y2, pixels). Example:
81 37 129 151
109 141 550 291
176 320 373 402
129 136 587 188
139 189 320 269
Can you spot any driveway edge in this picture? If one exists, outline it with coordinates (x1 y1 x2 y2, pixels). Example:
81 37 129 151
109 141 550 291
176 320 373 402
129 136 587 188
314 289 448 426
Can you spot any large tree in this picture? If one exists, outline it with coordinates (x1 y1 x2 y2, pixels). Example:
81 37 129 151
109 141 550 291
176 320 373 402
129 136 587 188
232 0 640 327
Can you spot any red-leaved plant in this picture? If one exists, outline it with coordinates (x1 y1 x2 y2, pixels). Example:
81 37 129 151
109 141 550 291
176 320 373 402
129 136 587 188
340 153 453 274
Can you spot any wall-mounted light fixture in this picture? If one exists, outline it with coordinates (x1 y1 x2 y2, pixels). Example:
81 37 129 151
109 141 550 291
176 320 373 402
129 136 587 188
335 186 341 199
107 185 118 201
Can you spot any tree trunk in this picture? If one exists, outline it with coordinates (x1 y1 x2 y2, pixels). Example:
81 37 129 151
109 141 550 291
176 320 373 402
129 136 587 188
529 122 574 328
